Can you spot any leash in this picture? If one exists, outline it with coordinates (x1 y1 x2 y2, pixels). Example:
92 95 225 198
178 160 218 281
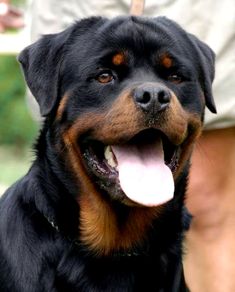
130 0 145 15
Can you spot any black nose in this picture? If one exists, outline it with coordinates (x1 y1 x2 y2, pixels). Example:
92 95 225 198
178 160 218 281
133 85 171 113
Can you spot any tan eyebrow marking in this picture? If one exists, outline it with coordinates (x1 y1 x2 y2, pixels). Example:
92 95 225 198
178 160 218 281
160 53 173 69
112 52 126 66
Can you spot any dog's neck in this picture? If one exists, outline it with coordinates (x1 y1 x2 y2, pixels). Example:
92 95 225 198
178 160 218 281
79 191 161 256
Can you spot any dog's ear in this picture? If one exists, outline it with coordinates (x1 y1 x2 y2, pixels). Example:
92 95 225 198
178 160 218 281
189 35 217 113
18 27 74 117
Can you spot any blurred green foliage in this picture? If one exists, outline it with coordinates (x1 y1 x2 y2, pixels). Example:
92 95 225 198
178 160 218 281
12 0 25 6
0 0 35 187
0 55 38 147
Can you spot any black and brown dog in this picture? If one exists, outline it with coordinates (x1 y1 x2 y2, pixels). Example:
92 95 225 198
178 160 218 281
0 16 216 291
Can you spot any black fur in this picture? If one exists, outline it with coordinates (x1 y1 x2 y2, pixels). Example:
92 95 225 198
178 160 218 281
0 16 215 291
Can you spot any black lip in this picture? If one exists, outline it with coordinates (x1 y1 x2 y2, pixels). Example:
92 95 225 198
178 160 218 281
161 133 181 173
81 140 123 201
82 141 118 178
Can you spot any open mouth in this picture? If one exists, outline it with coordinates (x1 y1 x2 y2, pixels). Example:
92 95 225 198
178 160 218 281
81 129 182 207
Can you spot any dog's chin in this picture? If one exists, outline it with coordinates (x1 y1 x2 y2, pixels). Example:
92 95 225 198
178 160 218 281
80 128 182 207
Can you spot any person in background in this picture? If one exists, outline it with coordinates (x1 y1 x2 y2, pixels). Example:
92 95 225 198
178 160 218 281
0 0 24 33
29 1 235 291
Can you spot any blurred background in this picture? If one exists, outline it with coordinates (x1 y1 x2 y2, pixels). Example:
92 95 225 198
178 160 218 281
0 0 38 195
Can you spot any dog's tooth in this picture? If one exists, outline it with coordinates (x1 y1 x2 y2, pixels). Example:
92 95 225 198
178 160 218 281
104 146 111 160
104 146 117 168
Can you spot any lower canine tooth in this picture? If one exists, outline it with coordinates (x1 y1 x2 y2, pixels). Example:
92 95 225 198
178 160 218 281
104 146 117 168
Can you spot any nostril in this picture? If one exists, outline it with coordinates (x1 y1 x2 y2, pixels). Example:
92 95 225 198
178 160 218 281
158 90 171 104
134 90 151 105
142 91 151 104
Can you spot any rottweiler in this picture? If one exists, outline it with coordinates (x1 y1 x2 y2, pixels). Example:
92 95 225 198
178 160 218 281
0 16 216 291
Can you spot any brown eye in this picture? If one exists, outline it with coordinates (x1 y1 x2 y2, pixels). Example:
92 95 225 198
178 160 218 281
97 72 114 84
168 74 182 84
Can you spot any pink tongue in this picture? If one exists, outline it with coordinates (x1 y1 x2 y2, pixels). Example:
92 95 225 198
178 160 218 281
112 138 174 207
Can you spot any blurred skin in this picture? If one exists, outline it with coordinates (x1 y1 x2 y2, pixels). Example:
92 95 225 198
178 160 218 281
185 126 235 292
0 0 24 33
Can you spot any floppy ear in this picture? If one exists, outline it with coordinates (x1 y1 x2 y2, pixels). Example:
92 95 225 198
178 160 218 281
18 27 73 117
189 35 217 113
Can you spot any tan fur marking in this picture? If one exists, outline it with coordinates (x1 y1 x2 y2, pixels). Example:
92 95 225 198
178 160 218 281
160 94 189 145
79 193 161 255
62 88 202 255
63 124 161 255
56 94 69 120
161 93 203 178
160 53 173 69
112 52 126 66
174 113 202 178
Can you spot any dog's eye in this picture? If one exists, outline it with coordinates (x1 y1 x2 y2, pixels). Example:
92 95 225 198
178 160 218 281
168 74 182 84
96 71 114 84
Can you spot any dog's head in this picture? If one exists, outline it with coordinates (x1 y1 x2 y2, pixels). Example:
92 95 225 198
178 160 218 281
19 16 216 208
